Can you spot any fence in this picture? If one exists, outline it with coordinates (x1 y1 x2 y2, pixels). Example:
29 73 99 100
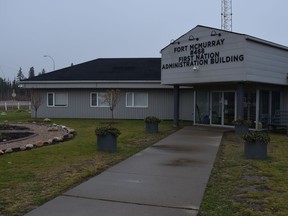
0 101 31 111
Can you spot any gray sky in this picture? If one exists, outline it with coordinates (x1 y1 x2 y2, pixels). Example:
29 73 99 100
1 0 287 80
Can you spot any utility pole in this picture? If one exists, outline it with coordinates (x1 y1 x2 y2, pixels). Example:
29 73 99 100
221 0 232 31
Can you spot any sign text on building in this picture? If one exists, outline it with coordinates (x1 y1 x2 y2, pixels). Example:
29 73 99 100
162 38 244 70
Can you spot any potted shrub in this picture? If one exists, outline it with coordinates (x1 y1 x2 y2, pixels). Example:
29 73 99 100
95 125 121 152
144 116 161 133
242 131 270 159
233 119 251 135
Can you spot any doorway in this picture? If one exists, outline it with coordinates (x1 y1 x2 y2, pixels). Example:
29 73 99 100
211 91 236 126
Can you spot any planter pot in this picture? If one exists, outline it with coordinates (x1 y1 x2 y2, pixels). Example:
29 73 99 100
97 134 117 152
235 125 249 135
244 142 267 159
146 123 159 133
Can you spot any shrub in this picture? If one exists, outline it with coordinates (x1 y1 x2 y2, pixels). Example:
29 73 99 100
242 131 270 144
144 116 161 124
95 125 121 137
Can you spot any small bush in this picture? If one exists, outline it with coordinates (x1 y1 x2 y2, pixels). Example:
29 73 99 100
144 116 161 124
242 131 270 144
95 125 121 137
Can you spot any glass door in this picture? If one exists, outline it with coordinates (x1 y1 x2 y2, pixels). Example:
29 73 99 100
211 92 222 125
211 91 235 126
195 91 210 124
223 92 235 126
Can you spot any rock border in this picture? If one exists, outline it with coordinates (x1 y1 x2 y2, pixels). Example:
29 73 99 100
0 124 76 156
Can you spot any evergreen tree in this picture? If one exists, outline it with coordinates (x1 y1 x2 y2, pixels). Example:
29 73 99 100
28 67 35 78
16 67 25 82
38 69 46 76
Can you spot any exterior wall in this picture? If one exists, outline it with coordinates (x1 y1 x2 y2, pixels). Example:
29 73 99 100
282 88 288 110
245 40 288 85
179 89 194 120
32 88 194 121
161 26 246 85
161 26 288 87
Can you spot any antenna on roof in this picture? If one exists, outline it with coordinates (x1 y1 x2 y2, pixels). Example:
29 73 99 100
221 0 232 31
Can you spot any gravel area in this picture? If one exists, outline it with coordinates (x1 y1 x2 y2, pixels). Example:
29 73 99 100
0 123 68 151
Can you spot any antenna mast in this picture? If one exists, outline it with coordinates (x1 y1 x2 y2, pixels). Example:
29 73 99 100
221 0 232 31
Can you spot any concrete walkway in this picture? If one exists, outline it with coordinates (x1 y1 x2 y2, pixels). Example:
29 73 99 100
25 126 226 216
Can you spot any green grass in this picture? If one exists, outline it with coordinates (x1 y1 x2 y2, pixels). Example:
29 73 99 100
3 111 287 215
199 131 288 216
0 110 31 122
0 111 191 216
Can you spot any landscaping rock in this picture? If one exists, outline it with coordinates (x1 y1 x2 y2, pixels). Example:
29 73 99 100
35 141 44 147
0 123 76 155
26 144 34 149
5 148 13 153
48 127 59 132
67 128 75 134
53 137 63 142
47 139 53 144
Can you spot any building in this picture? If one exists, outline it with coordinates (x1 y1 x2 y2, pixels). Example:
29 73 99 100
161 25 288 129
21 25 288 128
20 58 194 121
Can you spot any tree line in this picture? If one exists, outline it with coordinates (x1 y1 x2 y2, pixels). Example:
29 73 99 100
0 67 45 101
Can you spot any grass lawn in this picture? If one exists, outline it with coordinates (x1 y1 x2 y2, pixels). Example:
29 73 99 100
199 131 288 216
0 111 190 216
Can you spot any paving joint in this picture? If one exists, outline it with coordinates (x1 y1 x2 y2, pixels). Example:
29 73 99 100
62 194 199 211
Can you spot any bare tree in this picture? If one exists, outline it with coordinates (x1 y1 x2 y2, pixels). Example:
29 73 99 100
30 90 44 119
104 89 121 123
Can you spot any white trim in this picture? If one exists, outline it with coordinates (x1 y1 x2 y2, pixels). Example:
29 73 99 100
47 92 54 107
90 92 110 108
21 80 161 84
47 92 68 107
125 92 148 108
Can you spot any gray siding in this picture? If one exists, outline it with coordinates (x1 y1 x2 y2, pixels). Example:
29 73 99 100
245 40 288 85
161 26 288 87
32 89 194 121
161 26 246 85
179 89 194 120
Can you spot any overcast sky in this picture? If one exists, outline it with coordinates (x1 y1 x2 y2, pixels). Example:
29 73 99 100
1 0 287 80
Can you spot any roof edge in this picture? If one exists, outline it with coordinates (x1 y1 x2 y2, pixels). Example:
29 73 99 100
20 80 161 84
160 24 288 52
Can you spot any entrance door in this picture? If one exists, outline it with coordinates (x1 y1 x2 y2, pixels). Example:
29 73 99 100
211 91 235 126
211 92 222 125
223 92 235 126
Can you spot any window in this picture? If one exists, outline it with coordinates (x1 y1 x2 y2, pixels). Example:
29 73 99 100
47 92 68 107
126 92 148 108
90 92 110 107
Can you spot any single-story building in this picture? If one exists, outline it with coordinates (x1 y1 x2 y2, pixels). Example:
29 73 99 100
20 58 194 121
21 25 288 129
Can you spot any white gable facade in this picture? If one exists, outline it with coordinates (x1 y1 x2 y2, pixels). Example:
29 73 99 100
161 25 288 129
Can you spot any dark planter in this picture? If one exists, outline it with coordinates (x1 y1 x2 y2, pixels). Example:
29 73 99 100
235 125 249 135
97 134 117 152
146 123 159 133
244 142 267 159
